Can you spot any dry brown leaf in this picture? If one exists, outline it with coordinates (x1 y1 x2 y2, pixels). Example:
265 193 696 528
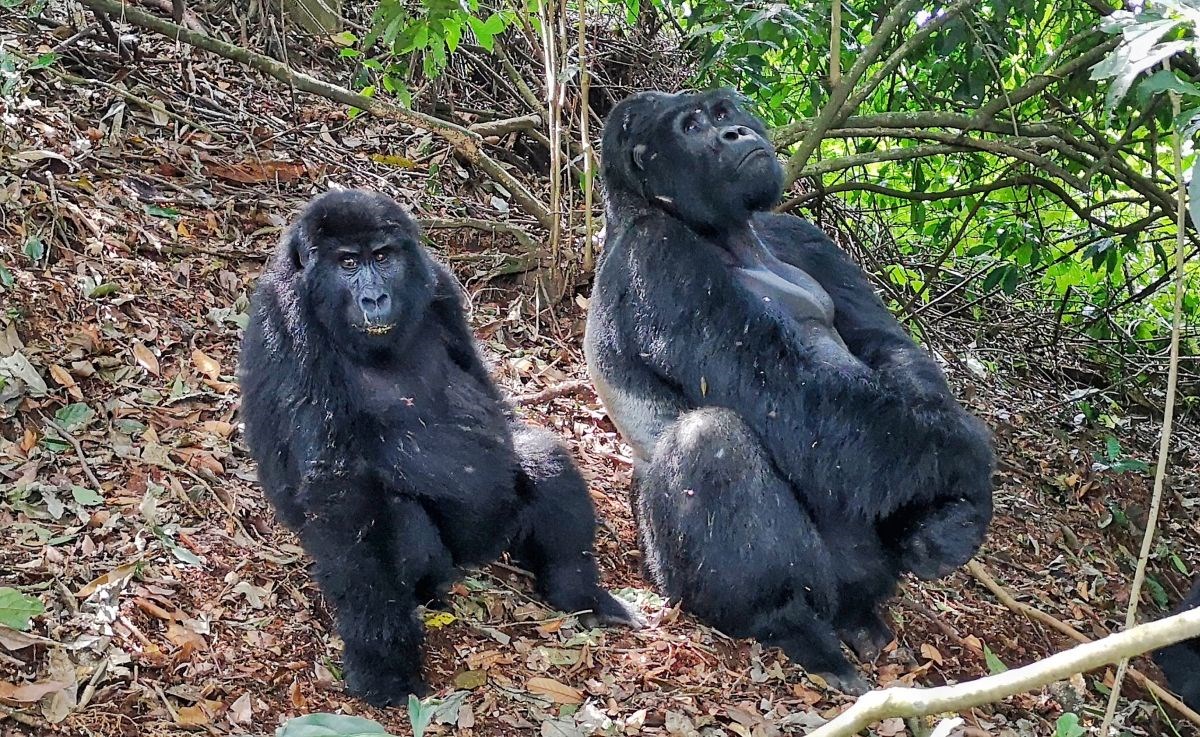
205 159 307 184
877 717 907 736
920 643 944 664
48 364 82 399
176 705 211 726
200 421 234 438
76 561 140 598
0 680 69 703
190 349 220 380
526 677 583 704
132 341 160 376
227 693 252 725
289 679 306 709
166 622 207 653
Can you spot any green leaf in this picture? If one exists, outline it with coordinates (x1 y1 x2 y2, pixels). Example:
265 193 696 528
145 204 181 220
1001 265 1019 295
87 282 119 298
0 262 12 289
0 587 44 631
55 402 95 431
984 644 1008 674
24 235 45 262
1105 436 1121 460
71 485 104 506
1145 576 1169 609
409 694 434 737
275 713 397 737
1054 713 1086 737
330 30 357 46
1171 553 1190 576
982 265 1007 292
29 52 57 69
1139 69 1200 99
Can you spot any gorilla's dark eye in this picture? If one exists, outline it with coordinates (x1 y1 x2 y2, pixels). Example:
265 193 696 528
340 255 358 270
713 104 732 121
373 250 389 263
683 115 703 134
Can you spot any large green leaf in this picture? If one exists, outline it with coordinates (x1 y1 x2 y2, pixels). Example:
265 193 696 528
0 588 44 631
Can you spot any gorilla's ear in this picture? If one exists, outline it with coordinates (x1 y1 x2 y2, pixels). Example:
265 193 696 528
285 225 312 270
631 144 648 171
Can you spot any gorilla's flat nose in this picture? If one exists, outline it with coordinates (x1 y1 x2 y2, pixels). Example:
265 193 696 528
720 125 754 141
360 291 391 320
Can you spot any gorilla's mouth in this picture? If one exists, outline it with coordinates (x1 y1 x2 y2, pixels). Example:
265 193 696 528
736 147 769 169
362 323 394 335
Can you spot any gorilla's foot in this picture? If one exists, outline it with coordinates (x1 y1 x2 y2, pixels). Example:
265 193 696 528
815 670 871 697
343 650 426 707
578 589 647 629
839 610 894 663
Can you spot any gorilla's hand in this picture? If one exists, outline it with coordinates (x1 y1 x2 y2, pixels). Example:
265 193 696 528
344 647 428 707
894 498 988 580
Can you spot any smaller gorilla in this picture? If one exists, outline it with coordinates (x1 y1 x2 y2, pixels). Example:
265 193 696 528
239 190 636 705
1154 578 1200 710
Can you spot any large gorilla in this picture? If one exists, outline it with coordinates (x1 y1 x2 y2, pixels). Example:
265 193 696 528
584 89 995 692
239 190 637 706
1155 578 1200 710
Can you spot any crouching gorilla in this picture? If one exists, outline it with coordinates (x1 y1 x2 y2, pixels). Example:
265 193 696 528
1154 578 1200 710
239 190 637 706
585 90 995 692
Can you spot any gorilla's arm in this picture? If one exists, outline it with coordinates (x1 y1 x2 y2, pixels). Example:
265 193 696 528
615 218 988 522
754 214 950 399
428 264 503 403
754 215 994 576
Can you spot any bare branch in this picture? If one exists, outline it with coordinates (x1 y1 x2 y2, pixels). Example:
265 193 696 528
808 605 1200 737
78 0 553 229
784 0 924 183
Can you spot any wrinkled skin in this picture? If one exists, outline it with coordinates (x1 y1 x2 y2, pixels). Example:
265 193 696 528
585 90 995 693
239 190 639 706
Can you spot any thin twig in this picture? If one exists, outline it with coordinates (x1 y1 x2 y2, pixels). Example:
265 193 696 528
967 560 1200 726
45 418 103 492
1099 77 1191 737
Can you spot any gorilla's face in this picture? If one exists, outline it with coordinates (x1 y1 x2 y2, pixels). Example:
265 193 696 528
602 89 784 234
287 190 435 355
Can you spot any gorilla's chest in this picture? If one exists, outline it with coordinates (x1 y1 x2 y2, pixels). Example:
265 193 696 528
730 260 836 327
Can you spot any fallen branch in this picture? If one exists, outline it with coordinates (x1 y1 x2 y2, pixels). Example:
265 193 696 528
419 216 540 253
513 379 592 405
76 0 553 230
808 604 1200 737
968 560 1200 726
469 113 542 137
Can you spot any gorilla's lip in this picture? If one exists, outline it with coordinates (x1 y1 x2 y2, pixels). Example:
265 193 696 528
360 323 395 335
736 147 770 168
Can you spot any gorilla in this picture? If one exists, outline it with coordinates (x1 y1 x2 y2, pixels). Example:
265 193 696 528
1155 578 1200 710
584 89 995 693
239 190 637 706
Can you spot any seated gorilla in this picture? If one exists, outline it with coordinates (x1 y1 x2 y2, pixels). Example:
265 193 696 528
239 189 637 706
584 89 995 692
1154 577 1200 710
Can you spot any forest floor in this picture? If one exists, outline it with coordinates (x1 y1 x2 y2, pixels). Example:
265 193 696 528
3 20 1200 737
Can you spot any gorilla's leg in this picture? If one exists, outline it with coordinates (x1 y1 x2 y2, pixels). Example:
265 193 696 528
823 518 897 662
299 478 440 706
639 408 866 693
508 425 640 626
385 496 457 607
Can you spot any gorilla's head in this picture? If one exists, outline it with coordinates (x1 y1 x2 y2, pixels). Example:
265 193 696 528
282 189 436 355
601 89 784 234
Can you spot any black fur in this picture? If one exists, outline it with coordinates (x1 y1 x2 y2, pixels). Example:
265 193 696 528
239 189 637 706
1154 578 1200 710
585 90 995 692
